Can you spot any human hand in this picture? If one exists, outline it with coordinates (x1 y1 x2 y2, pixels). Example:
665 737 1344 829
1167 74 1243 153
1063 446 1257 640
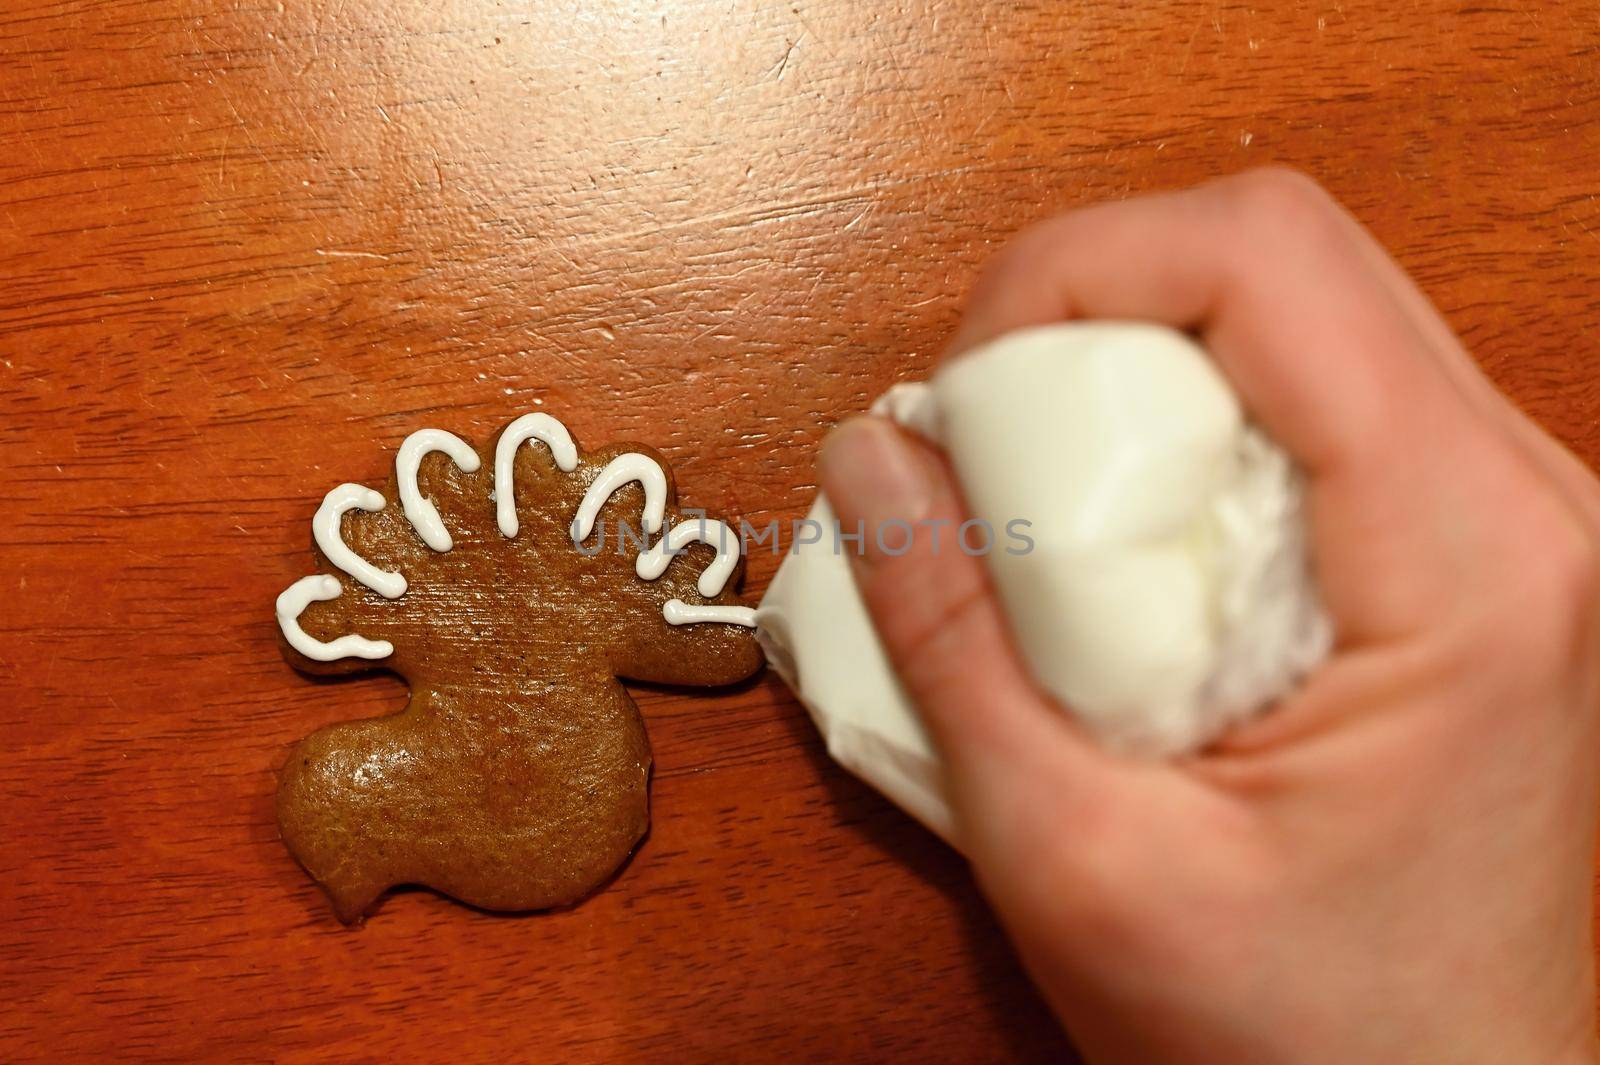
818 169 1600 1064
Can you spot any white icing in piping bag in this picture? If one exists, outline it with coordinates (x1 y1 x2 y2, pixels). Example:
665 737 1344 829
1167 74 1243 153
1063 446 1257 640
756 322 1332 844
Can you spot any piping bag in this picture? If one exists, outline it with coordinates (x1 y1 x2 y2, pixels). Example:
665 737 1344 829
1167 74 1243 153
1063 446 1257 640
754 322 1332 845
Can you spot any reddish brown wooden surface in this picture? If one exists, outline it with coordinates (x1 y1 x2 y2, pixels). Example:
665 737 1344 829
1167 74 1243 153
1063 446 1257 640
3 1 1599 1061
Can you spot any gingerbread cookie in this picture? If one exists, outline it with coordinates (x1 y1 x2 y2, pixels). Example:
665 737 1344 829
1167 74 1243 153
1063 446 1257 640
273 412 763 922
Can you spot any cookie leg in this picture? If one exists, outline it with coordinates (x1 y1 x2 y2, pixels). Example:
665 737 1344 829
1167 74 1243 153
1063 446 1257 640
323 872 389 924
276 718 414 923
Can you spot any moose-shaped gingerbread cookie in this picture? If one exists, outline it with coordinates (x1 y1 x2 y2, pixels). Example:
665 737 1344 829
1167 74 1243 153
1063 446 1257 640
274 412 762 922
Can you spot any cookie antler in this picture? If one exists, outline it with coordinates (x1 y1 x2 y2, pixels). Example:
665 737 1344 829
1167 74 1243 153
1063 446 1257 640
636 518 756 628
573 453 669 541
494 413 578 537
398 429 481 551
275 575 393 662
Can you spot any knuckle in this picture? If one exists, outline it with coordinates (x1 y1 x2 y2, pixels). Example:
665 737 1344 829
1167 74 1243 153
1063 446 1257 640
1498 491 1600 653
1217 166 1341 241
1532 511 1599 615
969 217 1067 299
1577 471 1600 530
884 576 992 699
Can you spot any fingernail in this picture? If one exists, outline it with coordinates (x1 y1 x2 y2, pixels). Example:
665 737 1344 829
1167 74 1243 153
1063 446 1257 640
818 417 935 560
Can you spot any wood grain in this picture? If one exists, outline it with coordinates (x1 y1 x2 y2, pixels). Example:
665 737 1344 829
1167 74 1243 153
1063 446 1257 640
2 1 1598 1060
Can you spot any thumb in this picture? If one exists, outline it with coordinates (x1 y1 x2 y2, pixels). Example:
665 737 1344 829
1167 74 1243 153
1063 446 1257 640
817 415 1120 817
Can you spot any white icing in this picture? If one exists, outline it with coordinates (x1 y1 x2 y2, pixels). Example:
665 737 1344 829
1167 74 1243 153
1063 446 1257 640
757 322 1334 847
573 465 753 627
930 323 1331 751
282 412 746 639
636 517 740 596
275 575 394 661
313 483 407 599
397 428 481 551
495 413 579 537
664 600 756 627
572 453 668 543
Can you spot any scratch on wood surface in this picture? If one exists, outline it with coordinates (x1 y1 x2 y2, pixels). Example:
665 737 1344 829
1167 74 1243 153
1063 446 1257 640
768 31 806 82
314 248 390 260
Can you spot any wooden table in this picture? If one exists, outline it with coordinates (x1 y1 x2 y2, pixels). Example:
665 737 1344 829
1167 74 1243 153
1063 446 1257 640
4 1 1598 1060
